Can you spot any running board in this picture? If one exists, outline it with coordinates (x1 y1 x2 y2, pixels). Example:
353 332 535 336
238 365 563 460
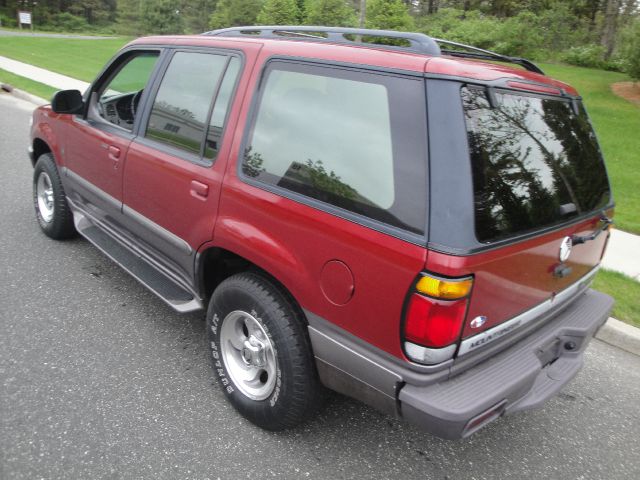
74 212 203 313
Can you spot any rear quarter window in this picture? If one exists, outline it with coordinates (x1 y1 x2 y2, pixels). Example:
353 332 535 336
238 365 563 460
241 61 428 236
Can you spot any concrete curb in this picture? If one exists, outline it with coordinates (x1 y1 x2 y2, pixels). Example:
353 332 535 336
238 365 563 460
596 317 640 357
3 85 48 106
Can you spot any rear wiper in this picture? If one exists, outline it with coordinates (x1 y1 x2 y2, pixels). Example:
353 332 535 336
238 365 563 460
571 213 613 245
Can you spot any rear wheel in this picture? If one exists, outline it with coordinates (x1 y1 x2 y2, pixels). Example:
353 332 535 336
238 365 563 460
206 272 323 430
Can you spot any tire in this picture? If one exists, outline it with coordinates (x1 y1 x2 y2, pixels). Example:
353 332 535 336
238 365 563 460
33 153 76 240
206 272 323 430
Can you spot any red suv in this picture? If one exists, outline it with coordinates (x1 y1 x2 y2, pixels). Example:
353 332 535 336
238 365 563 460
29 27 614 439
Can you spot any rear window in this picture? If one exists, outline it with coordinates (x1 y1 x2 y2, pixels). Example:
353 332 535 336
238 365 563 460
462 87 611 243
241 61 428 235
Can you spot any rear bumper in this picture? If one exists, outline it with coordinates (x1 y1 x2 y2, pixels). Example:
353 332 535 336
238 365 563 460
307 288 613 439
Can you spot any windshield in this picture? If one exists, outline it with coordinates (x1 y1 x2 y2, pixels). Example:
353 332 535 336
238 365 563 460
461 86 611 243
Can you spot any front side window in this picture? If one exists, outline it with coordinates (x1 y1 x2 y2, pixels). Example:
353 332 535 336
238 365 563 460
241 62 428 235
146 52 229 156
462 87 611 242
97 52 159 130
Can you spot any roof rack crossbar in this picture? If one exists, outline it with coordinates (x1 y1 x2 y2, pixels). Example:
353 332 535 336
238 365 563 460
433 38 544 75
203 26 442 56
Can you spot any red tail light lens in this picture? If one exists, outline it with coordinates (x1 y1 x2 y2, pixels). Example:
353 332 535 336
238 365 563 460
404 293 468 348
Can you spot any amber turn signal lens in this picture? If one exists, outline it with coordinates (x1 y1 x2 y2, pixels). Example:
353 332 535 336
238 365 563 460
415 275 473 300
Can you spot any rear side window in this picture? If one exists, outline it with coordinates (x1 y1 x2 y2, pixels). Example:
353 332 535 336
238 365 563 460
204 57 241 160
146 52 235 159
462 87 611 243
241 62 427 235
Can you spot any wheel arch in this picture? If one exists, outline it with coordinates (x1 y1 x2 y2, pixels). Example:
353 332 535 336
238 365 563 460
195 245 309 324
32 137 52 167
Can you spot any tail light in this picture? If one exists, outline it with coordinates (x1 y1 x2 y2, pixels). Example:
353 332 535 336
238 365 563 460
402 273 473 365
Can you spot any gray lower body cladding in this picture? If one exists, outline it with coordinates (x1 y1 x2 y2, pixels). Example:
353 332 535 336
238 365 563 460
307 289 613 439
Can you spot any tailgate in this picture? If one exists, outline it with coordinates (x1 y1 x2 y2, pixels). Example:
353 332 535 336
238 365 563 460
460 214 609 339
425 82 613 347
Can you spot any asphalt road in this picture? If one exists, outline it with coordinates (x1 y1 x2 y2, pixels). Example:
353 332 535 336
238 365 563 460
1 92 639 480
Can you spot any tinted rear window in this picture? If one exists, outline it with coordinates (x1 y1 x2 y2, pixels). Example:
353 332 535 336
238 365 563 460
462 87 610 243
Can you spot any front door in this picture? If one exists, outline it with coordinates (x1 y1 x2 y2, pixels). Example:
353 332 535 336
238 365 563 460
63 50 161 220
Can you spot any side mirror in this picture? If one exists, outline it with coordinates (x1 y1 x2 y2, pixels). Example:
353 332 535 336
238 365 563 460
51 90 84 114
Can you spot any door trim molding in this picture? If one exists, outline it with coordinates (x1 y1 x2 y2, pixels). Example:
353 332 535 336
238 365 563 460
64 167 193 256
122 205 193 255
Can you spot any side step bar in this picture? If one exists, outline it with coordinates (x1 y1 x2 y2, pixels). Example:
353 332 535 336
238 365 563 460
72 207 203 313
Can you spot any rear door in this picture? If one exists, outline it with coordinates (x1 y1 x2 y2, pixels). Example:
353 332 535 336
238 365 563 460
427 83 612 341
120 47 251 282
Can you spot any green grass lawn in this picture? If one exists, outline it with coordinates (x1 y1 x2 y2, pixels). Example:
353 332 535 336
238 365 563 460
0 37 638 233
540 63 640 235
0 36 129 82
593 269 640 328
0 67 57 100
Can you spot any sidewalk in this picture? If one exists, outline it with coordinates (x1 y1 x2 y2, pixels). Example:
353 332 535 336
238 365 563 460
601 228 640 281
0 55 90 93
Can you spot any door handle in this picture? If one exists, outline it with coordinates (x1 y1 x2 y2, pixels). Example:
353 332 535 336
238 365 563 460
108 145 121 158
108 145 121 169
190 180 209 200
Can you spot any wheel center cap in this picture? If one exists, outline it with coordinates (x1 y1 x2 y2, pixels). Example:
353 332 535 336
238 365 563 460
241 335 266 367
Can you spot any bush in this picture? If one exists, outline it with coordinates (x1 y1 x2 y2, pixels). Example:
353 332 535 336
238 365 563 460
365 0 414 32
562 45 607 69
257 0 300 25
304 0 356 27
48 13 90 32
619 20 640 81
418 6 592 62
0 13 17 28
209 0 263 30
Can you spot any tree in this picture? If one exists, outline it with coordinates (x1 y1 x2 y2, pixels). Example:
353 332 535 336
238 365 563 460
182 0 217 33
139 0 185 34
257 0 300 24
365 0 414 31
209 0 263 29
304 0 356 26
117 0 142 34
601 0 621 59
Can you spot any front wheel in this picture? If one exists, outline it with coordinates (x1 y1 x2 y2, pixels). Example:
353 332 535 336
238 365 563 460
206 272 323 430
32 153 76 239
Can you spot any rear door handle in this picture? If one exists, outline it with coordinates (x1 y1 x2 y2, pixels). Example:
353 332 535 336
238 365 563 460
190 180 209 200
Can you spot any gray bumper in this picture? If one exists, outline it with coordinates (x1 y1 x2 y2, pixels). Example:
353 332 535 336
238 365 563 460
308 289 613 440
399 289 612 438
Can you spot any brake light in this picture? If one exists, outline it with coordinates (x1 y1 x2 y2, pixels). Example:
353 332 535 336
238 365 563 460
403 274 472 363
505 81 562 96
404 294 468 348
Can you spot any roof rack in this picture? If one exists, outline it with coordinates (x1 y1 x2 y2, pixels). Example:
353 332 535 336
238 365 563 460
432 38 544 75
203 26 544 75
203 26 442 56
